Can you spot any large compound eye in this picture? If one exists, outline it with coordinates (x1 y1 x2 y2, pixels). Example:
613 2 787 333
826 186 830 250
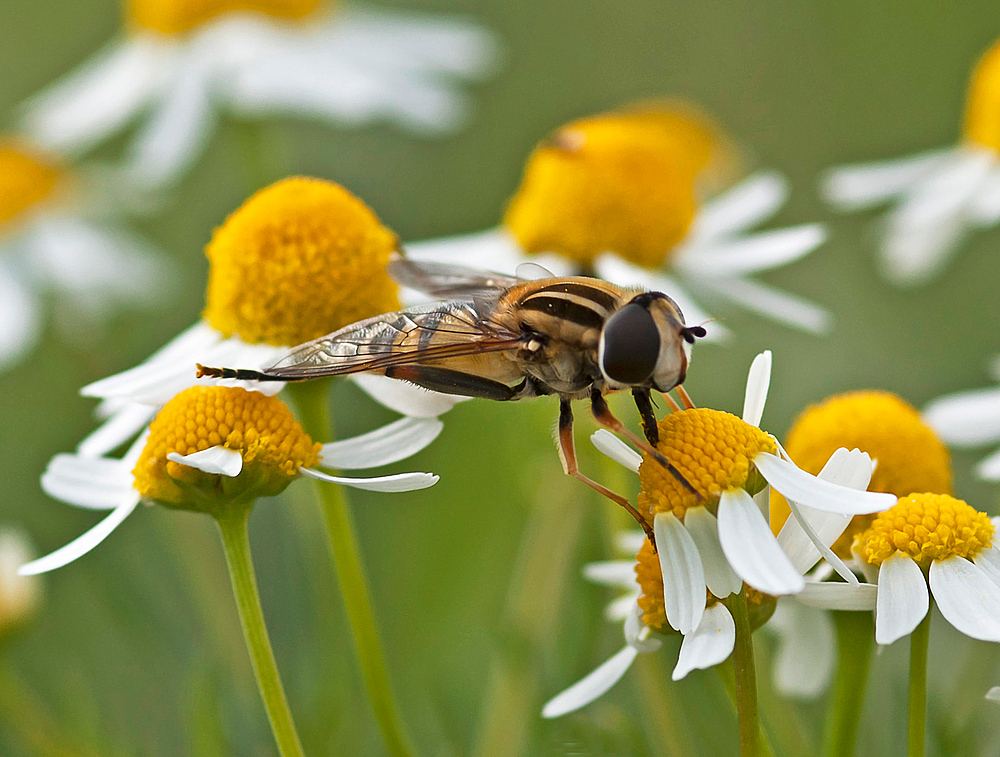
599 303 660 385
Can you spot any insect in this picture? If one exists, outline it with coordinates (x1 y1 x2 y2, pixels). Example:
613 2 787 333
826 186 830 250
198 257 706 540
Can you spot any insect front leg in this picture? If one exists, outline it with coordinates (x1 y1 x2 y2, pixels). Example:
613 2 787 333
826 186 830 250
590 389 698 497
556 400 655 543
631 388 659 446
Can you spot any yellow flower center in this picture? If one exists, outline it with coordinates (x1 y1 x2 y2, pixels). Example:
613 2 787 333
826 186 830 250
638 408 776 520
635 537 775 631
133 385 320 509
0 144 60 230
503 105 729 269
127 0 321 35
964 39 1000 151
203 177 401 347
857 493 994 569
769 391 952 556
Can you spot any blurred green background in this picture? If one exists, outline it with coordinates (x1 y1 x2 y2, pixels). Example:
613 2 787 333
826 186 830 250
3 1 1000 755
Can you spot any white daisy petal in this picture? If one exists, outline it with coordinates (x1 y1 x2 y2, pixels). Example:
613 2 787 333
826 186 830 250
125 52 217 187
677 225 825 278
605 593 641 622
583 560 639 588
41 454 137 510
615 530 648 555
623 603 662 653
875 554 928 645
784 498 858 586
541 645 639 719
967 165 1000 226
298 467 438 492
769 600 835 699
683 506 742 598
593 254 728 341
929 557 1000 642
694 276 832 334
754 453 895 515
653 512 706 634
923 387 1000 447
590 430 641 472
741 350 771 427
986 686 1000 703
821 148 958 210
973 546 1000 588
318 417 443 469
717 489 804 595
672 603 736 681
689 172 788 240
167 447 243 477
0 263 41 371
795 581 877 611
77 403 157 457
18 497 140 576
975 447 1000 481
350 373 463 418
404 228 531 274
20 37 172 155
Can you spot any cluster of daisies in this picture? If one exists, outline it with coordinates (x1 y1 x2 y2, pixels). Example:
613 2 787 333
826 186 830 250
4 5 1000 754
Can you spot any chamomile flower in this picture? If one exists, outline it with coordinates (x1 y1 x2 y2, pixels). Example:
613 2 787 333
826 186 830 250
766 390 952 698
0 139 169 372
822 39 1000 286
22 385 439 576
77 176 463 459
406 104 830 337
21 0 499 187
854 498 1000 645
543 447 881 717
923 359 1000 481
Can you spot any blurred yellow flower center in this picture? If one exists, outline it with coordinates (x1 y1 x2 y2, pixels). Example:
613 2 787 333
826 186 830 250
964 39 1000 151
133 385 320 507
0 144 60 230
770 391 953 556
856 493 993 569
203 177 401 347
638 408 776 520
504 106 728 269
127 0 321 35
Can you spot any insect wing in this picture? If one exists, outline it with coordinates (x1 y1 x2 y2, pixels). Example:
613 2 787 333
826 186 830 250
388 256 522 300
261 301 525 381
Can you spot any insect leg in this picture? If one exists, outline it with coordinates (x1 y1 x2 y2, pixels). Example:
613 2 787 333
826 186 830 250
631 388 659 446
383 365 517 401
590 389 698 497
556 400 655 543
675 385 696 409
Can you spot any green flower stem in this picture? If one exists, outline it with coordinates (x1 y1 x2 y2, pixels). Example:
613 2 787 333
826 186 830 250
822 611 874 757
215 505 305 757
908 612 931 757
289 381 418 757
724 591 762 757
717 661 776 757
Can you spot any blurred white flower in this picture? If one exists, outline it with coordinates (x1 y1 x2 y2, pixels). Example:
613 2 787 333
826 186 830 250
822 39 1000 286
0 140 170 372
21 1 500 188
0 529 43 633
407 105 829 338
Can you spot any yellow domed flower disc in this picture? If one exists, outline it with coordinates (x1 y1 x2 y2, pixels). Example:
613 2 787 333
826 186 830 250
856 493 994 570
503 106 727 269
0 143 60 230
203 177 401 347
127 0 321 35
635 537 775 631
770 391 952 554
638 408 776 521
133 385 320 512
964 39 1000 152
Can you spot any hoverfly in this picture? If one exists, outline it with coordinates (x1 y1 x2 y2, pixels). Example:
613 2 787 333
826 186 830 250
198 257 706 540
